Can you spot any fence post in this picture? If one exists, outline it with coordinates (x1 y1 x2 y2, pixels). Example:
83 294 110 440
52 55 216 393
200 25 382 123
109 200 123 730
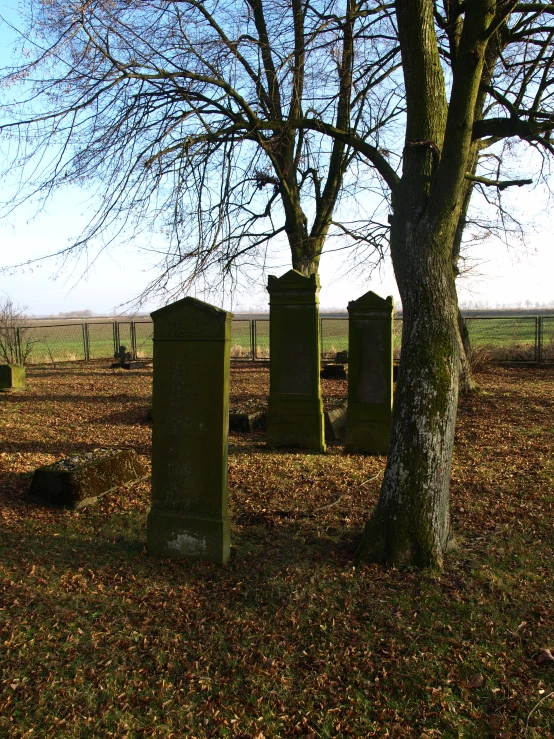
82 323 90 362
537 316 542 364
130 321 137 359
250 319 255 361
113 322 119 356
15 327 22 365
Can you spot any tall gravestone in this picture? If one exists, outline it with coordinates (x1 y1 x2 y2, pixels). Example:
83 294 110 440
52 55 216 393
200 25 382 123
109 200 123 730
345 291 394 455
267 270 326 452
147 297 232 563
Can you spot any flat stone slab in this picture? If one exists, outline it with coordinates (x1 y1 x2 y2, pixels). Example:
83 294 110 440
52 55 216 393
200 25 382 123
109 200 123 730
29 448 149 509
324 401 348 441
0 364 26 390
229 410 267 432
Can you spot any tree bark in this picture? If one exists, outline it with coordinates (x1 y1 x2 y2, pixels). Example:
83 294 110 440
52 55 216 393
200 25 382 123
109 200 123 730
356 214 460 568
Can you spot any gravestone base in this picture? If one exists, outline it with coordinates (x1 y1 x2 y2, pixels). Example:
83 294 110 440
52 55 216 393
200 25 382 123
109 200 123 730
0 364 26 390
147 510 230 563
345 403 390 455
110 361 145 370
321 363 347 380
267 396 325 451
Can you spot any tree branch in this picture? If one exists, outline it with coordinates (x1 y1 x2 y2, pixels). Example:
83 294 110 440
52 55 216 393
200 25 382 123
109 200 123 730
301 118 400 191
465 173 533 189
473 116 554 140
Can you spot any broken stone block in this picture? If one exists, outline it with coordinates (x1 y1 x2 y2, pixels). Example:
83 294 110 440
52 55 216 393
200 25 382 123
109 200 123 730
229 410 267 432
29 448 149 509
324 402 348 441
0 364 26 390
321 363 347 380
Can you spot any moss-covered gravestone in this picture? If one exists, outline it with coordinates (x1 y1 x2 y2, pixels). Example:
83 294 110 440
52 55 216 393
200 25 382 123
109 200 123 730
0 364 25 390
345 291 394 455
147 297 232 563
267 270 325 451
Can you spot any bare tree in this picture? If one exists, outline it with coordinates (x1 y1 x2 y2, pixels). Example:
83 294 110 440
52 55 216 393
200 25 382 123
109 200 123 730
0 295 34 365
0 0 401 302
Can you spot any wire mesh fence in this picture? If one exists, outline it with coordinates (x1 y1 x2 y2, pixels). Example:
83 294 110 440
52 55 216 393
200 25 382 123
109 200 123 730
539 317 554 362
254 319 270 359
13 314 554 366
134 322 154 359
465 316 538 363
230 320 253 359
321 318 349 359
88 322 116 360
25 324 87 364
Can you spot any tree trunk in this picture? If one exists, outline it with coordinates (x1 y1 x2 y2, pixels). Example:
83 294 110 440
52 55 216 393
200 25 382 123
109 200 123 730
357 216 460 568
290 236 323 277
457 308 477 394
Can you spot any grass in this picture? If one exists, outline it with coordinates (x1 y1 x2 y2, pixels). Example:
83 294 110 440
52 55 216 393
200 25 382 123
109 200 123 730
1 362 553 737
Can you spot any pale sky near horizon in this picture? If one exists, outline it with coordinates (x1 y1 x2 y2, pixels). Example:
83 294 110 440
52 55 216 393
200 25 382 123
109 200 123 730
1 190 552 317
1 2 552 317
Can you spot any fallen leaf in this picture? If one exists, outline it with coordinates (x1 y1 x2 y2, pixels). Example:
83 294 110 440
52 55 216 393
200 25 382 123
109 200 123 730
469 673 485 688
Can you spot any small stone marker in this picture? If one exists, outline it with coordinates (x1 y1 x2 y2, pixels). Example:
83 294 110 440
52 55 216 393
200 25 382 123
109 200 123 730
29 448 148 509
113 345 131 364
111 345 144 370
0 364 25 390
147 297 232 563
345 291 394 455
267 270 325 451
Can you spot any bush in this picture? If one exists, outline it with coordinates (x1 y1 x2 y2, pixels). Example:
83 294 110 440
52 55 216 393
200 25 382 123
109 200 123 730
0 295 34 365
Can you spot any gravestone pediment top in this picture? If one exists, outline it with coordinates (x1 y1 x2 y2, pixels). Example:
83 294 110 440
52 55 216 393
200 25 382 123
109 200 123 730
348 291 394 313
151 296 232 321
151 296 233 340
268 269 320 290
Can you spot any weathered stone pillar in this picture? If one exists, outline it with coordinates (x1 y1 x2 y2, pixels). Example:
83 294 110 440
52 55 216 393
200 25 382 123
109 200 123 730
267 270 326 452
345 291 394 455
147 297 232 563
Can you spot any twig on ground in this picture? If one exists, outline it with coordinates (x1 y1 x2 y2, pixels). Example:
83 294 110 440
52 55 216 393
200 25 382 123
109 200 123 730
359 472 382 486
312 495 344 513
525 690 554 734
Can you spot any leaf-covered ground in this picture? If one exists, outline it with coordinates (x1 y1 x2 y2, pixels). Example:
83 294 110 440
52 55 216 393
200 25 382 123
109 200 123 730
0 361 553 738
